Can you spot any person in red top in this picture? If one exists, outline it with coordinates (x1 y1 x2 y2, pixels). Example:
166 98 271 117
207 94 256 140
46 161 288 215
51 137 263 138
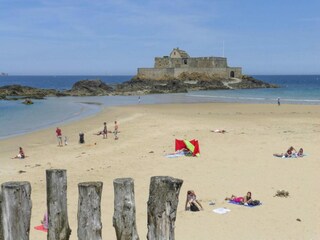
56 127 63 146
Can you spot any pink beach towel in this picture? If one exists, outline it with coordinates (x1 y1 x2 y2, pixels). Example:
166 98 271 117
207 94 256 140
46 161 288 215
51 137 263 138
34 225 48 232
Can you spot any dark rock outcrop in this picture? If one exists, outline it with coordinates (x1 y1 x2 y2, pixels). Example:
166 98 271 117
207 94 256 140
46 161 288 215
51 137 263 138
0 76 277 100
229 75 278 89
0 85 57 100
66 79 113 96
116 73 277 95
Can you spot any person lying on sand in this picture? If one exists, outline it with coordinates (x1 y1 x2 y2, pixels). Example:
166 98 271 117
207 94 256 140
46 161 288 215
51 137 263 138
185 190 203 211
225 191 252 205
12 147 25 159
211 129 226 133
175 148 191 155
287 146 297 154
273 146 303 158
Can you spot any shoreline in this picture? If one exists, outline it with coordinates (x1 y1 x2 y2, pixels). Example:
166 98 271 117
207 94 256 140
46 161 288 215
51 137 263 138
2 90 320 140
1 102 320 239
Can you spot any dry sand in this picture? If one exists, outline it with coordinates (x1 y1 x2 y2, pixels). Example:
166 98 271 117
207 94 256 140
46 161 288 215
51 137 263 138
1 103 319 240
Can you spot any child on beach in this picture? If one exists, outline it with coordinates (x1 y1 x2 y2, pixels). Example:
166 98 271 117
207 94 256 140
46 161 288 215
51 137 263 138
114 121 119 140
64 136 68 146
13 147 25 159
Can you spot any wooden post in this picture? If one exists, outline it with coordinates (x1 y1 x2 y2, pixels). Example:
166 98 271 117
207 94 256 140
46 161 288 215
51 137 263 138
46 169 71 240
113 178 139 240
77 182 103 240
1 181 32 240
147 176 183 240
0 191 3 240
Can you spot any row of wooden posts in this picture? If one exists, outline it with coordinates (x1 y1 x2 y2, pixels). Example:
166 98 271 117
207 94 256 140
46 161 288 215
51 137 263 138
0 169 183 240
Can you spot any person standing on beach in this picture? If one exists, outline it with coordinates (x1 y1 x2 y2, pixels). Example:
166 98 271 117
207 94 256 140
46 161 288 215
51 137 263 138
114 121 119 140
138 96 141 104
103 122 108 139
56 127 63 146
277 97 280 106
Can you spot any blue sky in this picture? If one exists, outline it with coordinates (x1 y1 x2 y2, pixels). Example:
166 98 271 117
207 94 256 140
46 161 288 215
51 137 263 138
0 0 319 75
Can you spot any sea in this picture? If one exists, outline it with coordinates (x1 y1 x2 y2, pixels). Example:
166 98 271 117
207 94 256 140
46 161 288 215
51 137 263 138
0 75 319 139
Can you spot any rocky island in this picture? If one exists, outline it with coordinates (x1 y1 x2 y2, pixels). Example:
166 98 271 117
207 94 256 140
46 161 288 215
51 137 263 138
0 48 277 100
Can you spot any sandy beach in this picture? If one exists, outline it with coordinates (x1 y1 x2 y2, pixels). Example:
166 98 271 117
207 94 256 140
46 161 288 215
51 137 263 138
1 102 319 240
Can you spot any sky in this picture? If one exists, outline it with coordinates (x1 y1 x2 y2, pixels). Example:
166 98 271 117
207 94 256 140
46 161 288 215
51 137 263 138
0 0 320 75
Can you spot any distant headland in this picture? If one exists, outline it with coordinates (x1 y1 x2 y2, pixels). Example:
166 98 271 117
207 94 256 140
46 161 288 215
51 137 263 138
0 49 277 100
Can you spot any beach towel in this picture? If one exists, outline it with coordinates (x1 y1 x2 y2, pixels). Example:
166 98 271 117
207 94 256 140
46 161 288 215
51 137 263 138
228 200 262 207
175 139 200 157
165 152 186 158
34 225 48 232
273 154 306 159
213 208 231 214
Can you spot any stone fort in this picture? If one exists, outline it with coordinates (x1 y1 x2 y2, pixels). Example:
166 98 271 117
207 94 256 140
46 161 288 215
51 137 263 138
137 48 242 80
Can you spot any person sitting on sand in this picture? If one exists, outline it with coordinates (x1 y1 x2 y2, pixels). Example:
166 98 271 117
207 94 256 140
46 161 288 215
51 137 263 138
13 147 25 159
185 190 203 211
41 211 48 230
225 191 252 204
211 129 226 133
296 148 304 157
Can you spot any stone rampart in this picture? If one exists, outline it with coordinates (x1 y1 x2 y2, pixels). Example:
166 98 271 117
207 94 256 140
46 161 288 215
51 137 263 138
137 68 175 80
138 67 242 80
155 57 227 69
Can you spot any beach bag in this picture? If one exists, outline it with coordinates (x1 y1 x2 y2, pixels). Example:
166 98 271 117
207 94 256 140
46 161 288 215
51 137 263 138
249 200 260 206
190 202 200 212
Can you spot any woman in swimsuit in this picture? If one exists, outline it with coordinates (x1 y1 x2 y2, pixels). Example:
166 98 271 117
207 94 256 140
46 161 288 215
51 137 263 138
273 147 294 158
185 190 203 211
225 191 252 204
296 148 304 157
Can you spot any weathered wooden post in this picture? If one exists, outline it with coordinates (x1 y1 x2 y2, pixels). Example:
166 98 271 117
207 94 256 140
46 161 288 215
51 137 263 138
77 182 103 240
147 176 183 240
0 191 3 240
46 169 71 240
0 181 32 240
113 178 139 240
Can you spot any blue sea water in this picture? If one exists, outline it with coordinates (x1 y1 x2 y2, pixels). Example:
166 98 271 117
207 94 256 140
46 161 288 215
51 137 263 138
0 75 319 139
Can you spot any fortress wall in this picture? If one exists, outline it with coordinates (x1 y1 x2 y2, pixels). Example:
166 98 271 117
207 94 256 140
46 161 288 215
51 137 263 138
174 67 230 78
228 67 242 78
137 68 174 80
155 57 227 69
137 67 242 80
155 57 171 68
